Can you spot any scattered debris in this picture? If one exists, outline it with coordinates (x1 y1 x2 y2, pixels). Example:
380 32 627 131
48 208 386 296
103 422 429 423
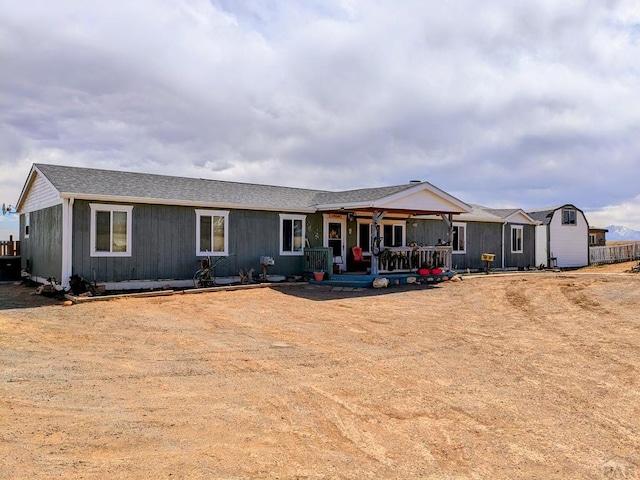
69 274 100 296
238 268 255 284
31 277 66 298
372 277 389 288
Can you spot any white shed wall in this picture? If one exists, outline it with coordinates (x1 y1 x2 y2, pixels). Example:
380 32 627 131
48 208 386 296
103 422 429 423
549 210 589 267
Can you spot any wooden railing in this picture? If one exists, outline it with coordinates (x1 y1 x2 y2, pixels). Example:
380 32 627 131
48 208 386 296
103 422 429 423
0 236 20 256
589 242 640 265
378 246 452 272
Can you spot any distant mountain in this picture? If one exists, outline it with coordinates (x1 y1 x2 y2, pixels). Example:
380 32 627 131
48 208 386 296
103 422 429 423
605 225 640 241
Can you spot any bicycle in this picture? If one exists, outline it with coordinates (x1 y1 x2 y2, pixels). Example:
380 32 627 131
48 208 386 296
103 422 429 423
193 254 235 288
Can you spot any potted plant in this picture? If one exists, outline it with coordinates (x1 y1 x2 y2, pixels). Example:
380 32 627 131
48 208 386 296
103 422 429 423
314 260 325 281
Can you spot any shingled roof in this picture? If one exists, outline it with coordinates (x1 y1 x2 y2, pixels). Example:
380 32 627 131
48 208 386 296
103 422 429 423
24 164 469 214
33 164 328 212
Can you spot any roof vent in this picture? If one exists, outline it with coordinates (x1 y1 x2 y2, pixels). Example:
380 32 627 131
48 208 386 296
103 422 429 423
409 180 421 184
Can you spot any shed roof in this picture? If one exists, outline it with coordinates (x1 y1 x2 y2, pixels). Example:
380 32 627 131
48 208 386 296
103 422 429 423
526 204 584 225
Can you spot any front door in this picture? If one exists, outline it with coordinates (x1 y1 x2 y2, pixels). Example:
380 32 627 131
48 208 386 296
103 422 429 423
323 215 346 272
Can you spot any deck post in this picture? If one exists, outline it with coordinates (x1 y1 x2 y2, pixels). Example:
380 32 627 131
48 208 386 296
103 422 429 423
370 210 386 276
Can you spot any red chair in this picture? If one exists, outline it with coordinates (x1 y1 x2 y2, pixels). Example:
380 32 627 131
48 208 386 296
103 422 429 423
351 246 371 270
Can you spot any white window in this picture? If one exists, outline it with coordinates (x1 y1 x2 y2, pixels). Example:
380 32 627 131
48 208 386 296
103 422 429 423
382 223 406 247
24 213 30 238
452 222 466 253
196 210 229 256
562 209 577 225
511 225 523 253
357 220 406 250
280 214 306 256
90 204 133 257
589 234 597 246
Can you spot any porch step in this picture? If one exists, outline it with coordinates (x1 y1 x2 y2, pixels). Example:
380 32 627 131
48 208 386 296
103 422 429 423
310 271 455 288
310 277 373 288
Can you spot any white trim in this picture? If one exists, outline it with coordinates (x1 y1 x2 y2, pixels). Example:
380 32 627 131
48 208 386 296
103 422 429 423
24 213 30 238
195 209 230 256
561 208 577 226
61 198 74 288
356 218 407 251
323 214 346 269
16 165 63 212
503 210 538 225
315 183 471 214
452 222 466 254
279 214 306 256
511 225 524 253
89 203 133 257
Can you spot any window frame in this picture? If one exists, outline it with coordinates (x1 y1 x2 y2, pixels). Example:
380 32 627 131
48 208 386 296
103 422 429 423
279 214 306 256
452 222 466 253
511 225 523 253
589 233 597 246
357 219 406 251
89 203 133 257
24 213 30 238
195 209 229 256
357 221 372 253
562 208 577 225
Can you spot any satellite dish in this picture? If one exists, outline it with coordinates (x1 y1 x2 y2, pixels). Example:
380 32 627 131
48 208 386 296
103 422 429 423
2 203 16 216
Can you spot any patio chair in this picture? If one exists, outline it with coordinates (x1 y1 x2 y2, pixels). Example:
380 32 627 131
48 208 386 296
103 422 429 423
351 246 371 271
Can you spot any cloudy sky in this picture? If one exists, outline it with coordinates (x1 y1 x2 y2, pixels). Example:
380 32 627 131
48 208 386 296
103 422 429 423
2 0 640 238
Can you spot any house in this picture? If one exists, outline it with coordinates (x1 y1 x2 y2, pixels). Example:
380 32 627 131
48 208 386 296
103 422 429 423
471 207 538 270
527 204 590 268
415 205 538 271
16 164 472 290
588 227 608 247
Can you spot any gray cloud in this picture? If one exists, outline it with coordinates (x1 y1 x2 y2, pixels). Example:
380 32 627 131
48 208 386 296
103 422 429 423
1 0 639 232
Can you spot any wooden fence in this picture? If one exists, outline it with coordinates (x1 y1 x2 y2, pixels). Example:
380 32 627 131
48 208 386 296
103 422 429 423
589 242 640 265
0 236 20 256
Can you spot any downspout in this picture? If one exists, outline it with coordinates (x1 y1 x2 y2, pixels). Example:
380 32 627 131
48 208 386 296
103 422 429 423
61 197 74 289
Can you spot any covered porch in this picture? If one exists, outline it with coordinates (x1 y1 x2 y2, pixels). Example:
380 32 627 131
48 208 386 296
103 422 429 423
305 179 471 287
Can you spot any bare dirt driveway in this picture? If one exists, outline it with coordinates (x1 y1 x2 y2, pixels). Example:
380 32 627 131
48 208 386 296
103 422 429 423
1 263 639 479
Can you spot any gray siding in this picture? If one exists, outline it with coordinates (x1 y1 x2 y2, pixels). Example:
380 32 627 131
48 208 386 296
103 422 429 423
504 223 536 269
408 219 449 246
72 201 310 283
20 205 63 281
452 222 502 271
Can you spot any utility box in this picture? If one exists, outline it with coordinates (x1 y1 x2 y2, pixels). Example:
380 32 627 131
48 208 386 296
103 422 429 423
0 256 21 281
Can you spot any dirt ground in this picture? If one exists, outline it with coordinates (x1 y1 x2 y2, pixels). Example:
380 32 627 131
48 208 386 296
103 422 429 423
1 263 639 479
